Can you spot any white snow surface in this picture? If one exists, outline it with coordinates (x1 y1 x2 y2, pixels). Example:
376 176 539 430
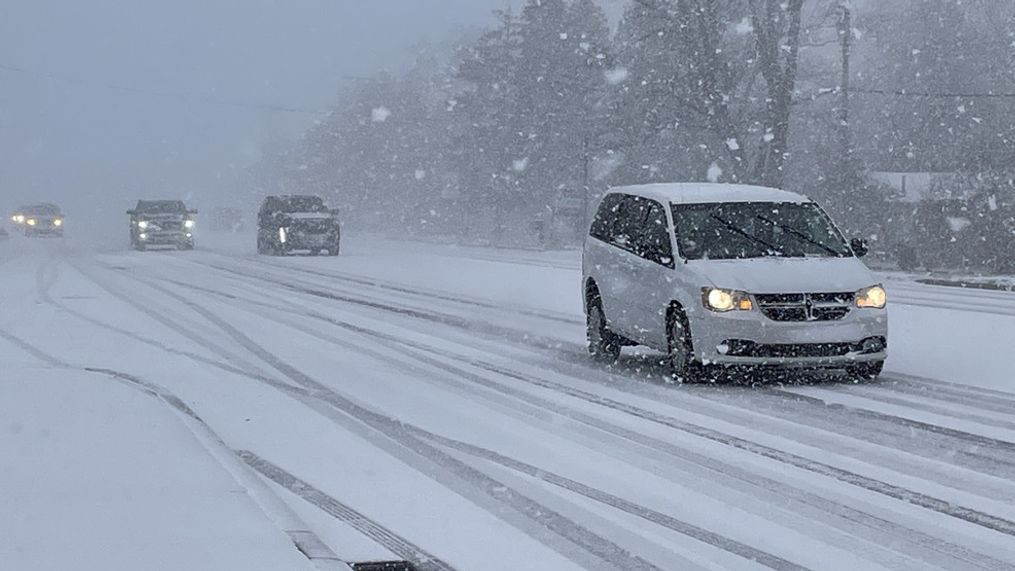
1 233 1014 570
0 368 313 571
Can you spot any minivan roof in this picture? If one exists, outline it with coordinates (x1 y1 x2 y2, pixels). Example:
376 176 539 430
608 183 809 205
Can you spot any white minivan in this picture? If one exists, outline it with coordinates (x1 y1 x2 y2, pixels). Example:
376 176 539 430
582 183 887 381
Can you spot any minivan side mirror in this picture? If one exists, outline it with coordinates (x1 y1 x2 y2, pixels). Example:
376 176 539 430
188 209 199 215
850 237 869 258
126 210 136 215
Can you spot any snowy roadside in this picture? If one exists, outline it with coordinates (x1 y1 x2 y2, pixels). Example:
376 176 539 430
201 232 1015 391
0 367 317 571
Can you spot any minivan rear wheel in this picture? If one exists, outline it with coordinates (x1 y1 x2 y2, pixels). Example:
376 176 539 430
667 310 700 382
587 302 621 364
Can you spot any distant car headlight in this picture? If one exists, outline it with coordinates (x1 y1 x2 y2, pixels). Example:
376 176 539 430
139 233 148 240
702 288 753 312
53 219 63 227
856 285 887 309
278 227 288 244
137 220 149 230
184 219 195 229
12 214 24 224
26 219 37 226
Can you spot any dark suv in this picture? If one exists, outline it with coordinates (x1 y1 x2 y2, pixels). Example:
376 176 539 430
127 200 197 251
257 195 340 256
18 203 65 237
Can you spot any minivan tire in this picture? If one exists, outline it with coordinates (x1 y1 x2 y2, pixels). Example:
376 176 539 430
667 309 700 382
587 301 621 364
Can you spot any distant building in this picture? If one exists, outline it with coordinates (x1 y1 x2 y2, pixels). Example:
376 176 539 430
869 171 969 202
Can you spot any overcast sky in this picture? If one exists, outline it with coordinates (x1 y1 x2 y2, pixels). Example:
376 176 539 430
0 0 562 211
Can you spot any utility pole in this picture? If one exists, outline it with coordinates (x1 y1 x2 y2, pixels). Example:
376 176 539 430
580 135 591 233
836 3 853 177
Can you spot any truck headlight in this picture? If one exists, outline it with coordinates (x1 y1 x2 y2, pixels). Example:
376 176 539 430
278 227 287 244
27 219 37 226
138 221 149 229
855 285 887 309
702 288 753 312
184 219 195 229
53 219 63 227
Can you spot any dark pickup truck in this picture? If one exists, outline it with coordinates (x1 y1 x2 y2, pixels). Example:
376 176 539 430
256 195 340 256
127 200 197 251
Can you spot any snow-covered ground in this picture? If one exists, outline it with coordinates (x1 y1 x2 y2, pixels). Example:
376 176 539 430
0 368 316 570
2 231 1014 570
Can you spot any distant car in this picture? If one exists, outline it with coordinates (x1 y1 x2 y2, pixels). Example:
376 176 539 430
18 203 65 237
257 195 340 256
582 183 888 382
127 200 197 251
0 226 8 240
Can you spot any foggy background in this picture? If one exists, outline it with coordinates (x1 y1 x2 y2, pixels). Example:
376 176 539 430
2 0 1012 272
1 0 624 241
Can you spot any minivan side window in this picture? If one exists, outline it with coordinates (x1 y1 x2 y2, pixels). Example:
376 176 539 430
611 195 647 250
636 200 675 267
591 193 674 267
590 194 625 242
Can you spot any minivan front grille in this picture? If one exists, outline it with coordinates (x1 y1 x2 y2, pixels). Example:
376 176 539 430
754 292 853 322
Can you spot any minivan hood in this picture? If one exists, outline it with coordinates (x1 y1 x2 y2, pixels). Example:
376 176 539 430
688 256 875 294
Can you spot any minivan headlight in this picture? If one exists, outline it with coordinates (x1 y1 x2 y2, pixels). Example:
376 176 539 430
856 285 887 309
702 288 753 312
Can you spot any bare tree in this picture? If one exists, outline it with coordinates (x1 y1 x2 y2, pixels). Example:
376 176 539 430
629 0 808 188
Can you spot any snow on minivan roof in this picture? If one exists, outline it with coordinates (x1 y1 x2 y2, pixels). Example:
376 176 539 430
609 183 810 205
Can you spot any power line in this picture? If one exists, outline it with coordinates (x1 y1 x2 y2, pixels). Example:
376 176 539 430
852 87 1015 99
0 62 330 116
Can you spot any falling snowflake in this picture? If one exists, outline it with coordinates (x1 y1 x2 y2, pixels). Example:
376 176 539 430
725 138 741 151
414 169 427 181
763 133 775 143
735 17 754 35
371 107 391 123
604 68 629 85
512 157 529 172
706 162 723 183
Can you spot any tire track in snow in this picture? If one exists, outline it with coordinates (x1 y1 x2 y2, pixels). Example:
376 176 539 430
150 272 1015 570
873 377 1015 416
183 253 1015 478
205 252 583 326
784 384 1015 433
123 275 663 571
238 451 456 571
411 430 809 571
70 260 282 383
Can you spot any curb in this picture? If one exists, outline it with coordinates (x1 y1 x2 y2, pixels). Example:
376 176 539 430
84 368 351 571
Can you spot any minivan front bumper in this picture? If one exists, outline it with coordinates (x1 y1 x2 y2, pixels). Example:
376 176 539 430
692 309 888 368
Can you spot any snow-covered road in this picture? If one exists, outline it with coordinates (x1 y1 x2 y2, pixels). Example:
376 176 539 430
2 235 1014 570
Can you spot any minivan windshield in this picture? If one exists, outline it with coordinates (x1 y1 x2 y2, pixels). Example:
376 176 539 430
671 202 852 260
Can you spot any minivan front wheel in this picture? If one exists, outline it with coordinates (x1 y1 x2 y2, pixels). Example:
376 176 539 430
667 310 700 382
587 302 621 364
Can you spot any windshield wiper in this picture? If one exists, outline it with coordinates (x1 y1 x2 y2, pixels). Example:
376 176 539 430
708 214 786 256
755 215 842 257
